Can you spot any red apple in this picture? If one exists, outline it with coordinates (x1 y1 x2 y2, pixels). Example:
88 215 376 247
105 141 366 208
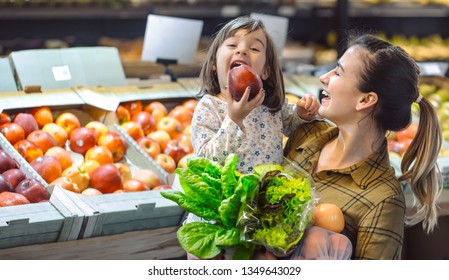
13 139 44 163
115 162 132 184
131 111 156 135
147 130 171 151
174 133 193 154
168 105 193 128
123 179 150 192
133 168 161 189
50 176 81 194
81 188 103 196
42 123 68 148
177 153 195 169
136 136 161 159
182 99 198 113
228 64 262 101
45 146 73 171
144 101 168 116
0 149 18 173
155 153 176 174
15 178 49 203
0 112 11 126
30 155 62 184
84 145 114 166
152 185 173 191
97 131 127 162
120 121 144 141
0 122 25 145
0 174 14 193
13 112 39 137
164 139 188 164
116 105 131 125
55 112 81 136
69 127 96 155
156 116 183 139
26 129 57 154
0 191 30 207
90 163 123 194
85 121 108 143
2 168 26 189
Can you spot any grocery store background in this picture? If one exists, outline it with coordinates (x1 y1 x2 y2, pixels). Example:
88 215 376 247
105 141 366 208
0 0 448 260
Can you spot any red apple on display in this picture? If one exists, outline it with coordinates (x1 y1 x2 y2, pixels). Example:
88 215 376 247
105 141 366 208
13 112 39 137
14 139 44 163
168 105 193 128
131 111 156 135
0 191 30 207
164 139 188 164
90 163 123 194
15 178 49 203
0 174 14 193
156 117 183 139
97 131 127 162
30 155 62 184
85 121 108 142
0 149 18 173
50 176 81 193
115 162 132 184
0 112 11 126
153 185 172 191
133 168 161 189
137 136 161 159
2 168 26 189
0 122 25 145
81 188 103 196
55 112 81 136
26 129 57 154
123 179 150 192
155 153 176 174
228 64 262 101
147 130 171 151
69 127 96 155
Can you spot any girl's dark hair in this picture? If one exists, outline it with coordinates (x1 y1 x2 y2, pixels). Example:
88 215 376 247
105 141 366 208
350 34 443 234
197 16 285 112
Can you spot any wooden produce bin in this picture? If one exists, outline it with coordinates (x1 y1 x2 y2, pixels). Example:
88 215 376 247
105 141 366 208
0 96 85 250
1 88 185 242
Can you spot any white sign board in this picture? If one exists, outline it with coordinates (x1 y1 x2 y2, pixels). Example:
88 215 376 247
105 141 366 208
141 14 204 65
250 13 289 58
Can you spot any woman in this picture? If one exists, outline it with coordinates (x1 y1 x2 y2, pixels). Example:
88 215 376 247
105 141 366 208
284 34 442 259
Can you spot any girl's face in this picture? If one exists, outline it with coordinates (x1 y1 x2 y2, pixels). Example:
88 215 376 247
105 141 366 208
318 46 368 124
215 28 268 94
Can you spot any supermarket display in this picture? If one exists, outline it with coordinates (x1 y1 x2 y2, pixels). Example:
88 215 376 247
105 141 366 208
1 0 449 260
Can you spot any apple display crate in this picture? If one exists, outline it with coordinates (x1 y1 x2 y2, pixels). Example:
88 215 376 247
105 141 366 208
63 123 184 239
0 134 85 251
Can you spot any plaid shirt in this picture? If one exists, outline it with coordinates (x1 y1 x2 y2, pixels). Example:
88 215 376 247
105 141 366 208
284 120 405 260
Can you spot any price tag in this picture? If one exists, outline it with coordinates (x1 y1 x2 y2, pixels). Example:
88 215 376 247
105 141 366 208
52 65 72 81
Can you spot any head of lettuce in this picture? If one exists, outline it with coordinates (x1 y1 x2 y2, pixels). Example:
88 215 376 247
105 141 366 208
160 153 314 259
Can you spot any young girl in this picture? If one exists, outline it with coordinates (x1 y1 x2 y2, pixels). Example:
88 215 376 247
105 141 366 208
186 16 320 259
191 16 320 174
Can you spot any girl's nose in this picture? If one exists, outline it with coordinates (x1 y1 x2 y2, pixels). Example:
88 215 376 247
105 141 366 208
236 48 248 56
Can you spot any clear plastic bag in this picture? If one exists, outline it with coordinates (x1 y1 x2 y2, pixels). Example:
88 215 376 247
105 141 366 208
238 158 316 257
290 226 353 260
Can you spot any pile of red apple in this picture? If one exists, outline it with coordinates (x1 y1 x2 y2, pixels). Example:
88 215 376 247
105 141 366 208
0 108 167 196
117 99 197 174
387 122 418 157
0 149 49 207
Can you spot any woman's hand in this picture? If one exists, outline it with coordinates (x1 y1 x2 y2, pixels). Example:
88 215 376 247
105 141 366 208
296 94 321 121
224 86 265 129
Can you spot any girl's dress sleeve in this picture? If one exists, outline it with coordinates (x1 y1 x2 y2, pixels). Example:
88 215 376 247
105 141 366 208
280 100 309 137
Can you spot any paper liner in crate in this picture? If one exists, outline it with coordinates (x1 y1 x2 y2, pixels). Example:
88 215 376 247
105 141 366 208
160 154 315 259
61 123 184 238
0 133 84 249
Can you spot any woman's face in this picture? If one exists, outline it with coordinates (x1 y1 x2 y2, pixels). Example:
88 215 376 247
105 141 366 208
215 28 268 94
318 46 367 124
